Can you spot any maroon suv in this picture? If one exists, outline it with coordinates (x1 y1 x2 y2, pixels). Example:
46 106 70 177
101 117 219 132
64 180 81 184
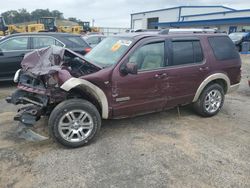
7 31 241 147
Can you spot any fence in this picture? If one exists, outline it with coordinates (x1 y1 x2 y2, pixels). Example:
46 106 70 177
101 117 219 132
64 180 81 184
99 27 129 36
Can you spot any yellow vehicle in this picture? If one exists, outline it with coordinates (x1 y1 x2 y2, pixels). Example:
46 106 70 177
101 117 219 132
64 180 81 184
71 26 82 34
58 25 83 34
39 17 57 32
27 24 45 32
8 25 26 34
91 27 100 32
58 26 72 33
0 17 8 36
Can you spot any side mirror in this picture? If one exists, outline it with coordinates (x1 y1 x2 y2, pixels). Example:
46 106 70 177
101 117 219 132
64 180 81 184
121 62 138 75
0 49 3 56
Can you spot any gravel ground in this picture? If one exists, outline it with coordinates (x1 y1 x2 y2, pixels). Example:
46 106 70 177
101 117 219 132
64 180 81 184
0 55 249 188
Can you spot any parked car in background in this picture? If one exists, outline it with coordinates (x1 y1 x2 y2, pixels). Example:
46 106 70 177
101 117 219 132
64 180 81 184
83 35 106 48
0 32 91 81
7 30 241 147
86 32 104 35
229 32 250 51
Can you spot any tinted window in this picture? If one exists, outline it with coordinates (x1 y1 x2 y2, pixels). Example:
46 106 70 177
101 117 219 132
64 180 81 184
129 42 165 71
208 36 239 60
86 36 100 45
171 40 203 66
63 36 88 48
0 37 28 51
193 41 203 62
33 37 59 49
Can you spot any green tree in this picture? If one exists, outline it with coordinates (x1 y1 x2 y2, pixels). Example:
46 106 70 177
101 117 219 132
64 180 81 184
31 9 52 21
51 10 64 19
1 9 64 24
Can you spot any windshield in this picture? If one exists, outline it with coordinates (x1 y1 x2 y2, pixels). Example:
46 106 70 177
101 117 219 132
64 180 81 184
229 32 248 40
84 37 133 67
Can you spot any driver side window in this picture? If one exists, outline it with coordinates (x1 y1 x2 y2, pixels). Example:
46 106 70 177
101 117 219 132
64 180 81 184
129 42 165 71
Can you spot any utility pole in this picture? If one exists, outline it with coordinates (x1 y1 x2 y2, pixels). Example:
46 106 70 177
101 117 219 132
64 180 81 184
92 19 95 27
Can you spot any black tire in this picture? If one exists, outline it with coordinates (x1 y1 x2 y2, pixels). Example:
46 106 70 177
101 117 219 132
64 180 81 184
49 99 101 148
193 83 225 117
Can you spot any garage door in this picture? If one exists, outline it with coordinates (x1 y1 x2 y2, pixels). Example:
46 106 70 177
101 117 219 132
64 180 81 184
133 19 142 30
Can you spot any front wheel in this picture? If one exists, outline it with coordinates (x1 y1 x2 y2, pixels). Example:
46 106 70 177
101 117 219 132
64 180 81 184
193 84 225 117
49 99 101 148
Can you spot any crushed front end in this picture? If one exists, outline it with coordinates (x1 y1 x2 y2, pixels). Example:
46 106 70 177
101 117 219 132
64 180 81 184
6 70 68 126
6 45 101 127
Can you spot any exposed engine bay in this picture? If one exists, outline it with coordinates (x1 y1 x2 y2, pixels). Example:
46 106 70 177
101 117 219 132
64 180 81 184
6 45 101 126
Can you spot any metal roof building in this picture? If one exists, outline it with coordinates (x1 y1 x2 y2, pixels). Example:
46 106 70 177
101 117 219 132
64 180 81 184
131 6 250 33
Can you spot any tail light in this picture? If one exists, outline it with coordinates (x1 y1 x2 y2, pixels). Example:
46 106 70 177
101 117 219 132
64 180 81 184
84 48 91 53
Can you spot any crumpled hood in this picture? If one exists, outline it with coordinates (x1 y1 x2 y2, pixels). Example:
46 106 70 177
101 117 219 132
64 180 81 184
21 45 101 76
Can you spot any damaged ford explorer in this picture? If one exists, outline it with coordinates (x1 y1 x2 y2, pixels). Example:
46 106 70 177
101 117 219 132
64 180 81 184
6 31 241 147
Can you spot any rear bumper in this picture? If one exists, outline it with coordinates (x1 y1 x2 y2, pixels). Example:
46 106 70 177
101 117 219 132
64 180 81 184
228 83 240 93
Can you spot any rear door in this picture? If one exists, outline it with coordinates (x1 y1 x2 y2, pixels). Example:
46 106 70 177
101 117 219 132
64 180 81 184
111 38 167 118
0 36 30 80
162 37 209 108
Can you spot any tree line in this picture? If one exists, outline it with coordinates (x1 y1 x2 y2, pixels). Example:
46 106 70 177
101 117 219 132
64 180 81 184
1 9 64 24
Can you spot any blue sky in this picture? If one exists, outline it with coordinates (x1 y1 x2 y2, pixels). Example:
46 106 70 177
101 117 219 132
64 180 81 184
1 0 250 27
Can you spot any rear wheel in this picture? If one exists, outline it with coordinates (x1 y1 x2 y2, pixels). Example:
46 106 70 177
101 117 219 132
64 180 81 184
49 99 101 148
193 83 224 117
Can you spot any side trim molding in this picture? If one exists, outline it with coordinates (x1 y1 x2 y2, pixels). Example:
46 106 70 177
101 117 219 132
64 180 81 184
60 78 109 119
192 73 230 102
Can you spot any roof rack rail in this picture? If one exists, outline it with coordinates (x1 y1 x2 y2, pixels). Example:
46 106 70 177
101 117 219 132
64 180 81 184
159 28 221 34
134 29 159 33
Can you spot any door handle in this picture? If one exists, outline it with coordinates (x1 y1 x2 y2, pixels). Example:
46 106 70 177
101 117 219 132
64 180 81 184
160 73 168 78
154 74 160 79
199 67 209 71
154 73 168 79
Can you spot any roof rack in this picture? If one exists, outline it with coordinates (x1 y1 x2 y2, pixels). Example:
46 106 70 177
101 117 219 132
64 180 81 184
134 29 160 33
159 28 221 34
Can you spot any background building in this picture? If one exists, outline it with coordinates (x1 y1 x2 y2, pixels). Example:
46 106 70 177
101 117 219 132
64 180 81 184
131 6 250 33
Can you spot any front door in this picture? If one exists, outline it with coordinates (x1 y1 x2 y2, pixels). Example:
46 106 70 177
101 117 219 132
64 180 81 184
111 40 167 118
0 36 30 80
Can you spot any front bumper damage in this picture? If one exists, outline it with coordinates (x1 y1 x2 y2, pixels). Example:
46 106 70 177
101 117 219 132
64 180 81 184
6 86 67 142
6 89 48 127
5 88 53 141
6 71 68 127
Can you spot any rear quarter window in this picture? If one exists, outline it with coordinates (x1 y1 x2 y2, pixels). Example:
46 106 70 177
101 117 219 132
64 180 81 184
63 36 89 48
208 36 239 61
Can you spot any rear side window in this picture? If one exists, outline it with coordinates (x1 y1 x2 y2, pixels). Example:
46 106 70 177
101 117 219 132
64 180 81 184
171 40 203 66
32 37 64 49
208 36 239 60
64 36 88 48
